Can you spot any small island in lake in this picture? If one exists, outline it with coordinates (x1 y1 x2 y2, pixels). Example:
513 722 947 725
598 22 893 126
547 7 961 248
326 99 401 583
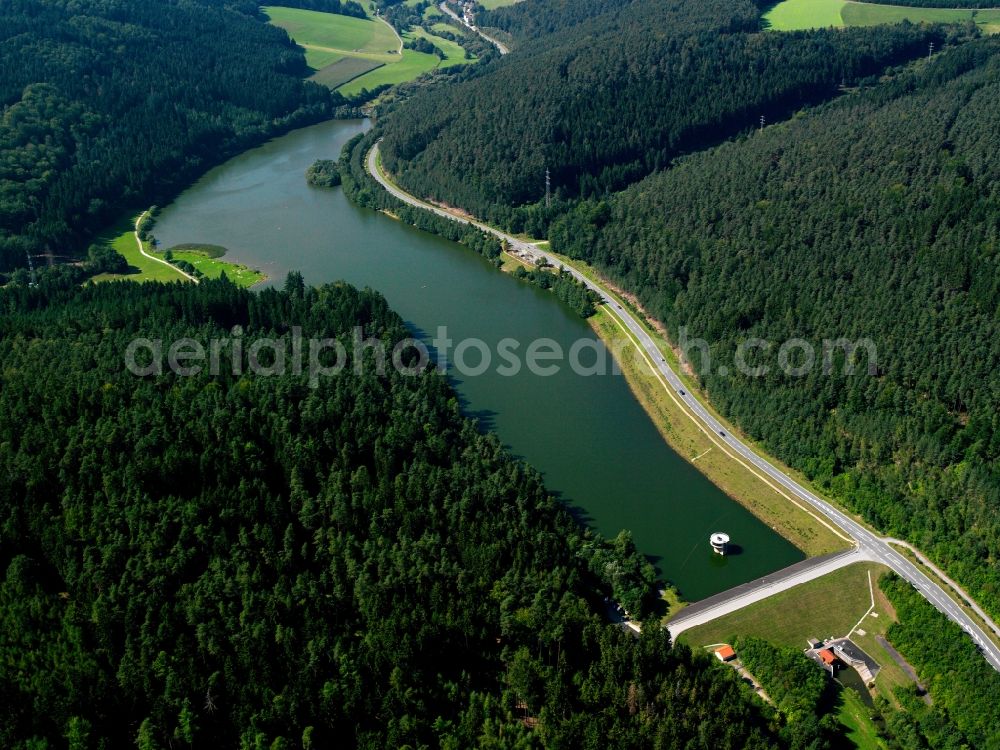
306 159 341 188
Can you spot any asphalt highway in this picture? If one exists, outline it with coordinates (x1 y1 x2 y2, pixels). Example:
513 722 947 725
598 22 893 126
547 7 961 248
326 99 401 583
366 142 1000 671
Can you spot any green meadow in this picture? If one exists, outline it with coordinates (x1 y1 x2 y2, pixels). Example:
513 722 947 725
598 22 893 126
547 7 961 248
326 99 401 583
264 6 399 58
405 0 443 18
89 215 189 284
764 0 1000 32
764 0 845 29
335 47 438 96
476 0 523 9
843 2 1000 29
265 5 475 96
159 244 266 288
409 26 475 68
89 219 264 288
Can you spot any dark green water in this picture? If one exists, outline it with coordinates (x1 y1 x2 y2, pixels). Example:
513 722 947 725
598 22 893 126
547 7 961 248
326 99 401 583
153 119 802 601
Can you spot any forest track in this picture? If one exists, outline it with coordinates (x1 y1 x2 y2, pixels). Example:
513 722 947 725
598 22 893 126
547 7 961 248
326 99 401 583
135 211 198 284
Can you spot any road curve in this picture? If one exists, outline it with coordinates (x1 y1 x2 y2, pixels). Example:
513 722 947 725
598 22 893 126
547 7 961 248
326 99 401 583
365 141 1000 672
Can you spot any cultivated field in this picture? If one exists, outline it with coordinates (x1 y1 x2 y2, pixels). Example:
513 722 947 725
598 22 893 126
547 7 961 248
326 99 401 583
843 2 1000 29
310 56 383 89
265 5 475 96
336 47 438 96
765 0 1000 32
339 25 476 96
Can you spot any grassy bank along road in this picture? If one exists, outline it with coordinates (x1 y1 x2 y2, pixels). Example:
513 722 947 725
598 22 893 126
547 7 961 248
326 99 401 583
366 141 1000 671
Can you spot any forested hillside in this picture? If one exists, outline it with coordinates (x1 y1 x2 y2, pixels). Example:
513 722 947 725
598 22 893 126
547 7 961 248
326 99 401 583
0 276 805 749
479 0 641 39
378 0 954 230
879 574 1000 749
552 39 1000 617
0 0 335 273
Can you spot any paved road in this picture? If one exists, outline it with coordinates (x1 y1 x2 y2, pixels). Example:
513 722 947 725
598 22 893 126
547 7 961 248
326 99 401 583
439 2 509 54
667 549 873 638
365 142 1000 672
885 537 1000 643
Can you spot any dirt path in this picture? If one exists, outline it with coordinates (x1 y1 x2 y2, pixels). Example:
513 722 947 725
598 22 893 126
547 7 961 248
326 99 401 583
376 14 403 55
134 211 197 283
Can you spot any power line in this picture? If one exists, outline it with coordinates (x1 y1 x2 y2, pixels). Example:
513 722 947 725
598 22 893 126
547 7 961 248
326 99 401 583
25 251 37 288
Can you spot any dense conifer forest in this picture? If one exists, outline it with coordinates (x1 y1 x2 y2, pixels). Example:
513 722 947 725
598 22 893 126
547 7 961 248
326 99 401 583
0 0 338 273
374 0 1000 624
378 0 956 228
4 0 1000 743
879 575 1000 749
550 38 1000 620
364 0 1000 733
0 276 800 749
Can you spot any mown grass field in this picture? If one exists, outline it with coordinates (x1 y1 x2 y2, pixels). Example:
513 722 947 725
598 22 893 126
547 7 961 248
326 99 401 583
764 0 845 28
299 45 344 70
682 562 898 747
265 5 474 96
89 215 189 284
264 6 399 56
764 0 1000 32
680 563 886 648
89 220 264 287
476 0 524 9
158 244 266 288
679 562 918 706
